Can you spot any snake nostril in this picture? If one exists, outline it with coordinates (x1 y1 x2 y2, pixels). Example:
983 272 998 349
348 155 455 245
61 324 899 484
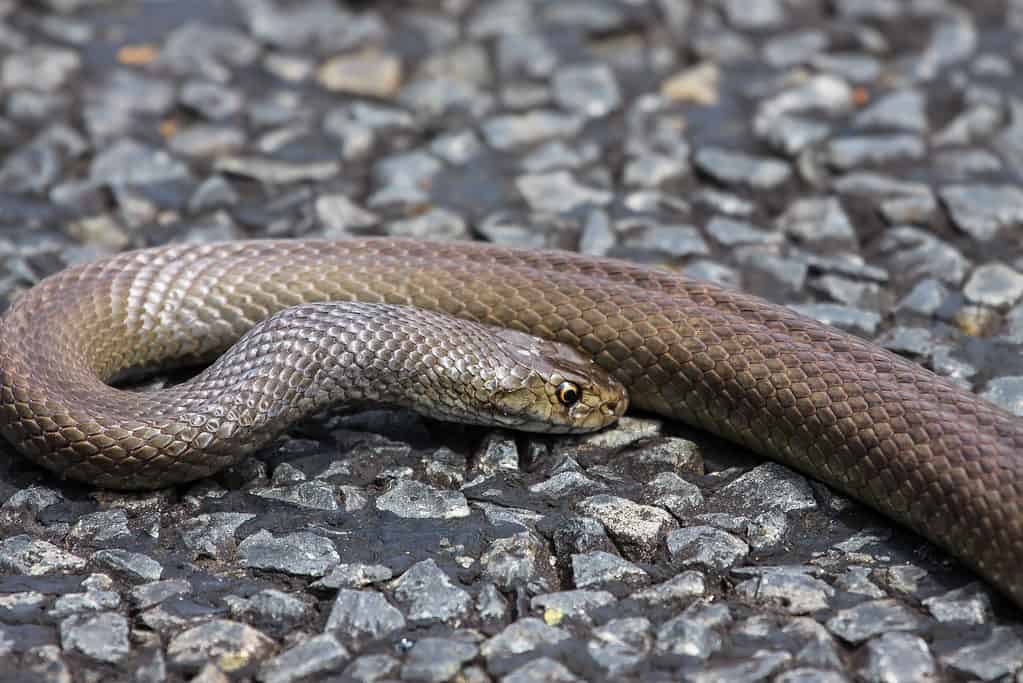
603 401 618 416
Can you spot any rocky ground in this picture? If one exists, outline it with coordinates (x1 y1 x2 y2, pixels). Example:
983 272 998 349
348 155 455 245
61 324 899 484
0 0 1022 681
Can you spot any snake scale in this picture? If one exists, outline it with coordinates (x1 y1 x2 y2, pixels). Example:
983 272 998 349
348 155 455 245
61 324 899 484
0 238 1020 607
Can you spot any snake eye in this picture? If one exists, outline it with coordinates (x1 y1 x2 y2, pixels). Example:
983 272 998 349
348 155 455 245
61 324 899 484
556 381 581 406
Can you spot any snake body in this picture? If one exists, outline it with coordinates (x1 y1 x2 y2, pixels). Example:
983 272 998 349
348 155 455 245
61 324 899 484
0 238 1021 607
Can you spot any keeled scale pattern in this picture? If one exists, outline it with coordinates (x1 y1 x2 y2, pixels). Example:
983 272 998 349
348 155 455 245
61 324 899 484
0 238 1021 606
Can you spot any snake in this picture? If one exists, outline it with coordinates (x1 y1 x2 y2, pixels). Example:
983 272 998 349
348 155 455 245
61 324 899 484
0 238 1020 608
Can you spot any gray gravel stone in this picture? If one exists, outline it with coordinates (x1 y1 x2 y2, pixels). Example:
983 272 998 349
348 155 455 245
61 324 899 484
178 512 254 560
683 650 792 683
575 494 677 562
480 618 569 659
400 637 479 682
387 207 470 241
755 113 831 156
665 526 749 572
167 619 275 672
531 590 616 624
388 559 471 625
572 551 650 590
619 220 709 258
91 549 162 583
529 471 608 499
939 626 1023 680
826 599 929 644
694 147 792 189
878 226 970 285
775 670 848 683
826 135 925 169
59 612 130 663
502 657 581 683
646 472 703 518
50 590 119 618
706 216 782 246
552 63 621 118
716 462 818 514
776 197 856 245
2 45 80 91
375 479 470 519
656 614 721 658
317 49 401 97
516 171 613 213
964 263 1023 307
315 194 379 234
733 567 835 614
482 110 584 150
789 303 881 336
67 509 130 544
225 589 312 625
853 89 927 132
130 579 191 610
214 156 339 184
251 480 339 510
237 530 340 577
90 138 191 188
897 279 948 316
481 531 551 591
980 377 1023 416
922 583 992 624
257 634 349 683
587 616 652 677
324 590 406 641
940 184 1023 241
860 632 935 683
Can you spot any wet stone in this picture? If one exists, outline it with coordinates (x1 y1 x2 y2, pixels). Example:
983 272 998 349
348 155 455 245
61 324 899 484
324 589 406 641
826 599 929 645
694 147 792 190
59 612 130 664
940 184 1023 242
91 549 162 583
388 559 471 625
375 479 470 519
178 512 254 560
400 637 479 682
237 530 340 577
665 526 749 573
939 626 1023 680
480 618 569 659
167 619 275 672
860 632 935 683
963 263 1023 307
552 63 621 118
572 551 650 591
257 633 349 683
575 494 677 562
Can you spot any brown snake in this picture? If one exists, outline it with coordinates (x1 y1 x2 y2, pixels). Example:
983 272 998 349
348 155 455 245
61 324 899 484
0 238 1021 608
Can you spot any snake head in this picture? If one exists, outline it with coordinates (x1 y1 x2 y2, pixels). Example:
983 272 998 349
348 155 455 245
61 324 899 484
486 330 628 433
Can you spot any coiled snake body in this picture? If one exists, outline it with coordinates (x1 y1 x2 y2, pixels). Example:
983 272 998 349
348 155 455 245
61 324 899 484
0 238 1021 607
